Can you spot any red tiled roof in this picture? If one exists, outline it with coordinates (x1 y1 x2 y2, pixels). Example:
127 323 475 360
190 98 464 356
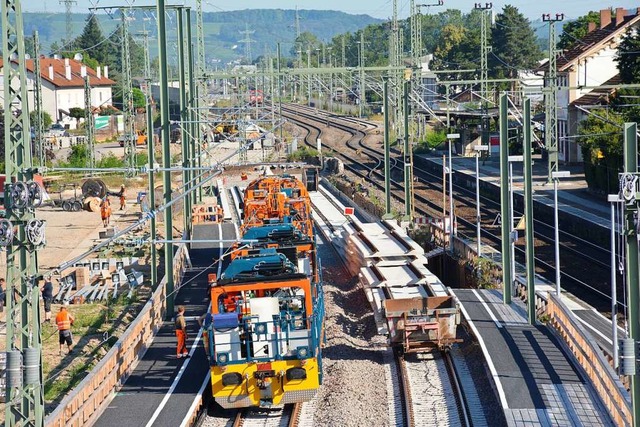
555 12 640 71
571 74 622 106
0 57 116 88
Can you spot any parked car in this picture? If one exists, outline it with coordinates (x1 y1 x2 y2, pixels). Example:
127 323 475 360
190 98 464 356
48 123 67 137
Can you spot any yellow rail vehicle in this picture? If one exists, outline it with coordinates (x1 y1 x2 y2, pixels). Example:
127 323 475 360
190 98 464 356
206 176 324 409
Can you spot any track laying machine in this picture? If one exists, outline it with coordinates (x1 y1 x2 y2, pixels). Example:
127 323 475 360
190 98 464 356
206 175 324 408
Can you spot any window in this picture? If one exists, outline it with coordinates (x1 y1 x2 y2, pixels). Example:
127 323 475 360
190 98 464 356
558 74 568 88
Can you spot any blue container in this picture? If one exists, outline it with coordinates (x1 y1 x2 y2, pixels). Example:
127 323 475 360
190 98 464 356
213 313 239 330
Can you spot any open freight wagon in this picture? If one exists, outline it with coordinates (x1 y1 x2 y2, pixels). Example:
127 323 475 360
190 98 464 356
384 296 460 352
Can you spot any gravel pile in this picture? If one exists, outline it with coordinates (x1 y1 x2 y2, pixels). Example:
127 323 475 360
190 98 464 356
311 241 390 427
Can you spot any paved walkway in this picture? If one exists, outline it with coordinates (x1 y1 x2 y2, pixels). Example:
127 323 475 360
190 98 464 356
454 288 614 427
94 222 237 427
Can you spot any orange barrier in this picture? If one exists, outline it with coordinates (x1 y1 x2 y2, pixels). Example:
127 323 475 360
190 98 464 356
191 204 223 224
45 240 190 426
546 293 631 427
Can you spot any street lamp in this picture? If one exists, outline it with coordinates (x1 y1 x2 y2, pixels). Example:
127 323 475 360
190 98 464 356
446 133 460 251
508 155 524 288
552 170 570 296
474 144 489 256
608 193 622 371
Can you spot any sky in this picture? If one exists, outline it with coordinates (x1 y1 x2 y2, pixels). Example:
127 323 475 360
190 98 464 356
23 0 640 21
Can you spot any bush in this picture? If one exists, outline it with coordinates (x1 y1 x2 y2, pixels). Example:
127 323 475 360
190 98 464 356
97 153 125 169
423 129 447 150
136 152 149 167
66 144 89 168
287 146 319 163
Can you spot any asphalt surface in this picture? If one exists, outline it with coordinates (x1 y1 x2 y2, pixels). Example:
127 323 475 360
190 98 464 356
454 289 583 410
94 222 237 427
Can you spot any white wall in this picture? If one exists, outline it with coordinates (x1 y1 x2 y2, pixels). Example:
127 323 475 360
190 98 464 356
574 44 620 101
0 65 114 122
91 87 113 108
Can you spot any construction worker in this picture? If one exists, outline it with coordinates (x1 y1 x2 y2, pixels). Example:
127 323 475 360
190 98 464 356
100 198 112 227
175 305 189 358
198 311 213 359
119 185 126 210
42 278 54 323
56 305 75 355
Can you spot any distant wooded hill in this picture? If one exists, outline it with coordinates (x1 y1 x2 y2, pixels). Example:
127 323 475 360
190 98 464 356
18 9 382 64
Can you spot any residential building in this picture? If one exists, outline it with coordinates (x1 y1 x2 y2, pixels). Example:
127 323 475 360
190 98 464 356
0 56 116 122
541 8 640 163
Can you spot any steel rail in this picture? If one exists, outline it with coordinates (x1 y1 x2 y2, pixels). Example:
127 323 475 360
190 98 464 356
283 105 616 307
443 351 472 427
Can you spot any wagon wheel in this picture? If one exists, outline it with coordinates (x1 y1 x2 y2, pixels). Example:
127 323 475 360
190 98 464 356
62 200 72 211
72 200 83 212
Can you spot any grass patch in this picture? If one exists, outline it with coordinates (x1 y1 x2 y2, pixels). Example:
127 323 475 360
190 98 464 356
41 297 137 403
44 359 95 401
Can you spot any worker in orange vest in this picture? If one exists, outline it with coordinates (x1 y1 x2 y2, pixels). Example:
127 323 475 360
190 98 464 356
175 305 189 358
56 305 75 355
100 198 112 227
119 184 126 210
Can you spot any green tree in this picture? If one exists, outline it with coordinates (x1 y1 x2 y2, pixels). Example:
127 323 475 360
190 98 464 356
578 109 624 193
106 23 145 79
25 35 36 57
68 107 85 119
557 11 601 50
291 31 321 65
132 88 146 109
615 28 640 84
29 110 53 129
612 28 640 123
74 14 110 64
434 24 466 66
490 5 542 79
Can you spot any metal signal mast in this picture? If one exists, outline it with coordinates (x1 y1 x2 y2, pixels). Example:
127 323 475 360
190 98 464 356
543 13 564 183
33 30 45 167
474 3 492 106
85 76 95 174
2 0 46 425
122 7 136 173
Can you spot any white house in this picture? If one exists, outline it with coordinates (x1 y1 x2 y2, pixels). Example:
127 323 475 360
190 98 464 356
541 8 640 163
0 56 116 122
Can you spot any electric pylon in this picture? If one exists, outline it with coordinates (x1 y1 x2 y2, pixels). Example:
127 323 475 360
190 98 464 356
2 1 45 425
59 0 76 43
239 23 255 63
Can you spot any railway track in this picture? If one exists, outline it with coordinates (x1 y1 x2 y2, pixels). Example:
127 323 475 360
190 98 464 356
281 104 614 310
393 350 470 427
230 404 300 427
